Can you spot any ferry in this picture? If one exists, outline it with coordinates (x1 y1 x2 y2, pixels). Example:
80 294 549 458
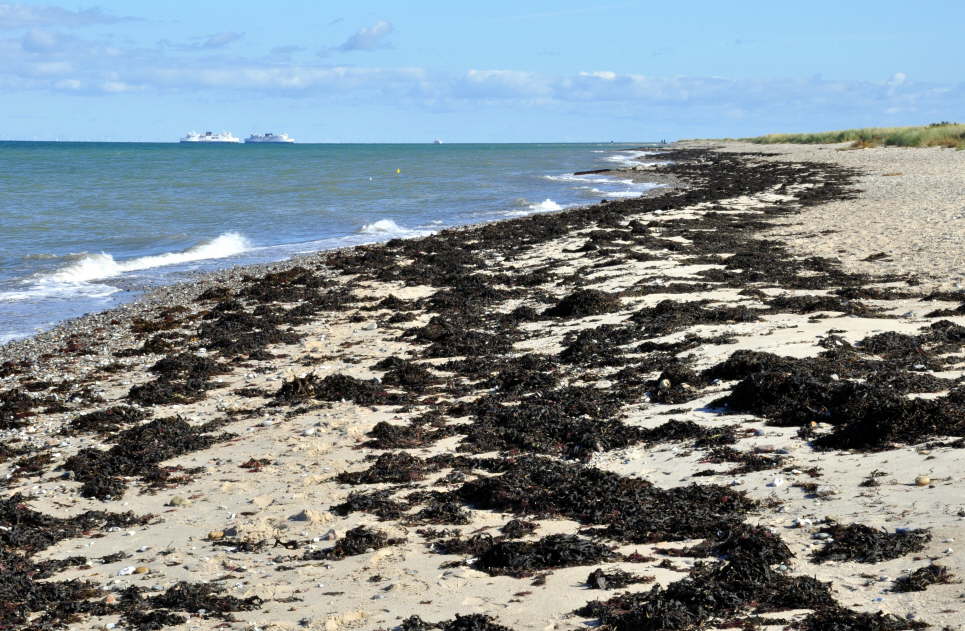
180 131 242 143
245 132 295 144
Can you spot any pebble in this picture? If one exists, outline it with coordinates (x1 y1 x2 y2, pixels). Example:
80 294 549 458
168 496 189 507
768 476 785 488
290 508 325 523
207 530 225 540
914 475 931 486
133 566 150 574
117 566 137 576
362 322 378 331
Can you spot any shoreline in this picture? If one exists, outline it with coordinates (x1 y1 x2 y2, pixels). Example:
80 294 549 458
0 159 683 362
2 145 963 630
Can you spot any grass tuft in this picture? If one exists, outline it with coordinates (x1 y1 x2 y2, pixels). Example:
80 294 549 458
740 123 965 150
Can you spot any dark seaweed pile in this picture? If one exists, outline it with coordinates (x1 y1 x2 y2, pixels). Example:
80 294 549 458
457 456 755 543
891 563 955 592
6 148 961 629
586 567 655 590
63 416 233 500
302 526 405 561
402 614 514 631
810 524 931 563
0 494 150 628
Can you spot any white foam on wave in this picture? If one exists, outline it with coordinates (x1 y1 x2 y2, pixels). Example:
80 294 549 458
358 219 413 236
0 232 252 303
495 198 568 219
48 232 251 283
588 188 646 198
603 150 652 166
529 199 563 212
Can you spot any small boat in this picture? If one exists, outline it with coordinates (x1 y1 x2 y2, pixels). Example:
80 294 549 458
180 131 242 143
432 139 443 144
245 132 295 144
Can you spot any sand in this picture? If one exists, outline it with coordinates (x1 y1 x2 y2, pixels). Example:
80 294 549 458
1 144 963 631
681 140 965 291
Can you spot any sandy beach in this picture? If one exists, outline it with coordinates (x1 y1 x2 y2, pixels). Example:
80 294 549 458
2 143 963 631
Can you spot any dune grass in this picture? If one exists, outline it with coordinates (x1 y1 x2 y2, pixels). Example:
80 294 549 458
742 123 965 149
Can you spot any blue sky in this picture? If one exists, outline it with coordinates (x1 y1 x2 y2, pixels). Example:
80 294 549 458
1 1 963 141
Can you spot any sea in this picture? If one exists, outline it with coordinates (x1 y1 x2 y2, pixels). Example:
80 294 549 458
0 141 663 344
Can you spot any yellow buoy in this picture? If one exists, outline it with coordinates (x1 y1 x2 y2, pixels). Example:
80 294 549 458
395 168 401 175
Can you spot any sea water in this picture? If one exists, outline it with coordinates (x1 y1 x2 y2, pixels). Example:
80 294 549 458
0 142 662 343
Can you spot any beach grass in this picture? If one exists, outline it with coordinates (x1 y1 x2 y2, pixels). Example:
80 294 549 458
741 122 965 149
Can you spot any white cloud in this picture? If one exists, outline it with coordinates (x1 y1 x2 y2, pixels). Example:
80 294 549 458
2 32 963 134
336 20 393 52
199 31 243 49
21 28 58 52
0 3 130 29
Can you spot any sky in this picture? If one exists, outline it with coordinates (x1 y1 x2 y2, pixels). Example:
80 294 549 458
1 0 963 142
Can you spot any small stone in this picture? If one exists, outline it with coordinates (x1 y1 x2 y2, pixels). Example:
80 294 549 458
117 566 136 576
321 528 338 541
133 566 150 574
362 322 378 331
168 496 189 507
657 378 672 391
207 530 225 540
914 475 931 487
290 508 324 523
768 476 785 488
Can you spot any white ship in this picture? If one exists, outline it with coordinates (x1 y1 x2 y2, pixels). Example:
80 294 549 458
244 132 295 144
180 131 242 143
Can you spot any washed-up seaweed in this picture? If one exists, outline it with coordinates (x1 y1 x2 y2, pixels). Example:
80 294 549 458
409 500 472 525
401 614 514 631
793 607 927 631
363 419 457 449
501 519 538 538
0 493 147 554
330 489 410 520
337 452 441 484
483 354 560 393
558 325 636 366
586 567 655 589
117 581 262 629
63 416 232 500
638 420 739 447
891 563 955 592
578 557 833 631
542 289 623 318
65 404 149 435
456 387 641 459
810 523 930 563
630 300 760 337
0 496 150 628
458 456 754 543
275 372 408 405
765 294 878 316
701 446 785 475
380 360 441 393
302 526 404 560
472 534 617 577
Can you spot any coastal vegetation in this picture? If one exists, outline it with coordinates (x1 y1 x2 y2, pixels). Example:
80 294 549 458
743 122 965 149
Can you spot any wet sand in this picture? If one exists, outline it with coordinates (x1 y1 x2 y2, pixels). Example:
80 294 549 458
1 146 963 631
